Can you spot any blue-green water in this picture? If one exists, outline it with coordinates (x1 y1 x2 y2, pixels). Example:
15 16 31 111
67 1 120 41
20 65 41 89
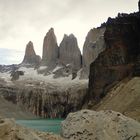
16 119 63 134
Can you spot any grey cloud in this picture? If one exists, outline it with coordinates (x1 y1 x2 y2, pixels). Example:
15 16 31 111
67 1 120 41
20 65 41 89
0 0 138 64
0 0 138 34
0 0 74 38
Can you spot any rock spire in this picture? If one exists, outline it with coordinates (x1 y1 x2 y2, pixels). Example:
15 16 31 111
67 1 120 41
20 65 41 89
59 34 82 70
42 28 58 66
22 41 41 65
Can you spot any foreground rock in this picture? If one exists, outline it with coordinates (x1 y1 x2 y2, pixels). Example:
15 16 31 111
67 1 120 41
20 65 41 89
61 110 140 140
0 117 63 140
22 41 41 66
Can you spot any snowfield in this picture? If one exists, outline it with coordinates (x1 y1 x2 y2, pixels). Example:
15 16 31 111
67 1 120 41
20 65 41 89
0 67 88 87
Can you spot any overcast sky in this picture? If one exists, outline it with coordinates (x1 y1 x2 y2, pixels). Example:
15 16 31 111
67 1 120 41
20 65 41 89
0 0 138 64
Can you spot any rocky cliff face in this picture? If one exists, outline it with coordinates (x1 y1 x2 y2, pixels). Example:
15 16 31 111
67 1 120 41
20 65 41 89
59 34 82 70
22 41 41 66
88 12 140 104
17 82 87 118
42 28 58 66
0 76 88 118
81 27 106 79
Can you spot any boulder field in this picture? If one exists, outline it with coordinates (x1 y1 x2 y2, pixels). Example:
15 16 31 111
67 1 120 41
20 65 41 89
1 110 140 140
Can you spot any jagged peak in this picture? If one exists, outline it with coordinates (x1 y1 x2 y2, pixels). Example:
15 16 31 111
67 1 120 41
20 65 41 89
46 27 54 35
63 33 76 39
42 27 58 64
26 41 33 49
25 41 36 56
61 34 77 41
85 27 105 43
89 28 98 33
49 27 54 32
43 28 58 48
28 41 33 45
22 41 41 65
69 33 76 38
46 28 55 36
63 34 68 38
61 33 78 43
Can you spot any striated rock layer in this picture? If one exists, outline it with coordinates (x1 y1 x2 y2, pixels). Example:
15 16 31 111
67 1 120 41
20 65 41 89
22 41 41 66
59 34 82 70
81 27 106 79
42 28 58 66
17 82 87 118
61 110 140 140
88 11 140 104
0 76 88 118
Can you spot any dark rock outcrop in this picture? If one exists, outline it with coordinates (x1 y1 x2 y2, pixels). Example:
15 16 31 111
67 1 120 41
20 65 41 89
0 65 18 73
81 27 106 79
59 34 82 70
22 41 41 66
52 65 73 79
42 28 58 66
88 12 140 105
10 71 24 81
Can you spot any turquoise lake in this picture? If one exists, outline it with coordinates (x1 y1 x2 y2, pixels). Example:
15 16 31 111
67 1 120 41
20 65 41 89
16 119 63 134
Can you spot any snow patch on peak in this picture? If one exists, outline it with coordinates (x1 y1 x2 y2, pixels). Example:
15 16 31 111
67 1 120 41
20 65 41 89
52 66 62 72
0 66 88 88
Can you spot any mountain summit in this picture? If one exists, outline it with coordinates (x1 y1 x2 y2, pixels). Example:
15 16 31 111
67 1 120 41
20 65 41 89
42 28 58 66
59 34 81 70
22 41 41 65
